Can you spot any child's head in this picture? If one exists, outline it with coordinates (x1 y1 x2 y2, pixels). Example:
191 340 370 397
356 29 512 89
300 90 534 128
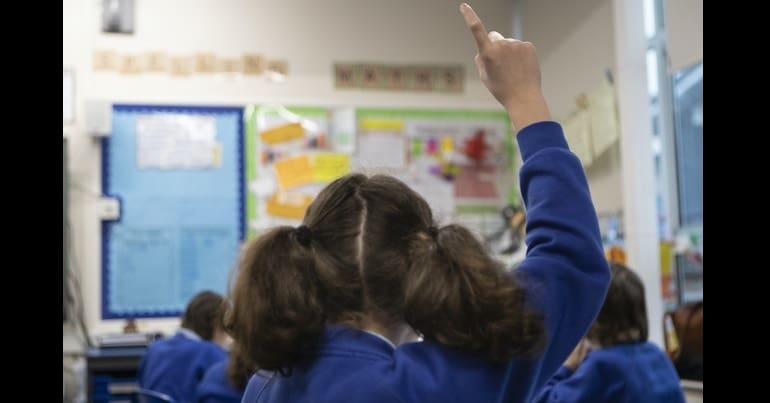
182 290 227 343
588 262 648 347
226 173 544 372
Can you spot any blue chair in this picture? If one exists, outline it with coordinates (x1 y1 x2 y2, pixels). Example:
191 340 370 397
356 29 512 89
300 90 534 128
135 388 175 403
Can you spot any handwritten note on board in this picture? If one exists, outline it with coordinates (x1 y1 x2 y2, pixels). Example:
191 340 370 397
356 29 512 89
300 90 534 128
260 122 306 145
274 155 315 189
314 154 350 182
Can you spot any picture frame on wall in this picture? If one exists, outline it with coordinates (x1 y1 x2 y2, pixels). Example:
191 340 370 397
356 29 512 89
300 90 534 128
63 69 74 124
102 0 134 34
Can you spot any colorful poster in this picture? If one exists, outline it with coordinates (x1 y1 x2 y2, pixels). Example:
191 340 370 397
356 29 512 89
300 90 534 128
355 109 515 238
246 106 352 237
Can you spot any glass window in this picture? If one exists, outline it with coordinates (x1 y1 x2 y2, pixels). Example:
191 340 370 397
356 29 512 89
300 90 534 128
672 62 703 227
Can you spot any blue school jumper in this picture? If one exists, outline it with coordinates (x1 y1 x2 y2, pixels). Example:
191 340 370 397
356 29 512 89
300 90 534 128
138 329 227 403
532 342 687 403
194 358 245 403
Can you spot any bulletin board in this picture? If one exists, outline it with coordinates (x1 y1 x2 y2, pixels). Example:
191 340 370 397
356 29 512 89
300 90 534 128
102 104 244 319
245 105 354 238
244 106 516 240
354 108 516 236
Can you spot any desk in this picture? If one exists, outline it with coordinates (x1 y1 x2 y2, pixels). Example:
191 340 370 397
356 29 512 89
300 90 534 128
86 347 146 403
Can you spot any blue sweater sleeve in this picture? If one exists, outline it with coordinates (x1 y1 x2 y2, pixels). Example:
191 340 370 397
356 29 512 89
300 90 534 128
514 121 610 391
531 361 615 402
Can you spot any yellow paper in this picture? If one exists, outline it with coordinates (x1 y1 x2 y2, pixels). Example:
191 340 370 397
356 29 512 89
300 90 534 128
260 123 306 145
588 79 620 157
660 241 673 276
266 192 313 219
562 110 593 166
274 155 315 189
359 119 404 131
314 154 350 182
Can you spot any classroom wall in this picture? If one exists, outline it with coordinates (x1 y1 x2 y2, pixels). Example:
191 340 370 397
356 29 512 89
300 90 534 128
63 0 515 343
517 0 623 217
665 0 703 72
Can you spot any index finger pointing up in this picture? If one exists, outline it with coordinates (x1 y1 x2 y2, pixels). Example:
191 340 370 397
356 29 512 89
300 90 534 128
460 3 490 51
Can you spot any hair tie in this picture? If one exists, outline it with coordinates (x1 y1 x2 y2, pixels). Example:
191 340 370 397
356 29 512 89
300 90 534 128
427 226 439 239
295 225 312 246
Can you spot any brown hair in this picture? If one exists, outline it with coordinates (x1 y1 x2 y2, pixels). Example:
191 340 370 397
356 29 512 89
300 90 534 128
227 341 254 390
225 173 545 373
181 290 225 341
588 262 649 346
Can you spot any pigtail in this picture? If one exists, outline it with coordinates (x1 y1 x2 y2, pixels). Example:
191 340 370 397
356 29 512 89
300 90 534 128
224 226 326 372
404 224 545 360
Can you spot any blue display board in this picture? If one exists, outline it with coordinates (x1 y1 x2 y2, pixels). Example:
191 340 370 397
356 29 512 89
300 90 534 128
102 105 244 318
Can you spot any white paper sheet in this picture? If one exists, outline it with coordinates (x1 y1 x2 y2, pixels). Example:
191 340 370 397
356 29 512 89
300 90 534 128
357 132 405 169
136 114 221 169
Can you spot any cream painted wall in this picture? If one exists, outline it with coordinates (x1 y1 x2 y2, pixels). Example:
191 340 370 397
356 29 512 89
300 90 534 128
518 0 623 216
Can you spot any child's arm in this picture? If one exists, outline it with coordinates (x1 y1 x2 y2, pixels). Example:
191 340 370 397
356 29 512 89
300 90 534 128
461 1 610 389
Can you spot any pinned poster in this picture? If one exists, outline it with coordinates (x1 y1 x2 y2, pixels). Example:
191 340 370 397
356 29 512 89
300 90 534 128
274 155 315 189
588 79 620 157
266 192 313 219
314 153 350 182
660 241 676 301
358 132 405 169
562 110 593 166
359 119 404 131
260 122 306 145
135 113 221 170
331 107 356 153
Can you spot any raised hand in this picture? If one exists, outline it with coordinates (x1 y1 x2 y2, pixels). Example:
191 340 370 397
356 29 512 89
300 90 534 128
460 3 551 130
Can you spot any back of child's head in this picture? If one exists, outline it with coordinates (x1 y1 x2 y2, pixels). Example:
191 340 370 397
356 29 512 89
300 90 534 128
182 290 226 341
588 262 649 347
226 173 545 373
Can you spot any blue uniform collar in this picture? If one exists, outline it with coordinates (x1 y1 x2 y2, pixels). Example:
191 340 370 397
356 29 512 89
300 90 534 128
177 328 202 341
316 325 395 360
